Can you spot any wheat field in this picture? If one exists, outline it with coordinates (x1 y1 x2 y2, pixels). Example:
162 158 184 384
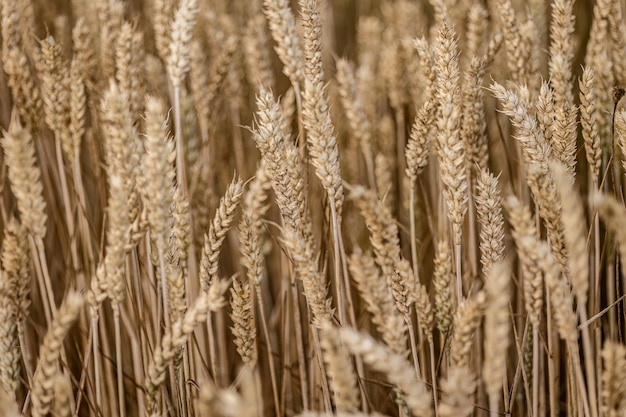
1 0 626 416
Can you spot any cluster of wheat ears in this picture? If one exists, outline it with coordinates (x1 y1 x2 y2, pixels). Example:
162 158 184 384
3 0 626 416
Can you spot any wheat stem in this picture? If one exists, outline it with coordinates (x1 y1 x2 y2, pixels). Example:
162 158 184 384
113 304 125 417
254 284 280 413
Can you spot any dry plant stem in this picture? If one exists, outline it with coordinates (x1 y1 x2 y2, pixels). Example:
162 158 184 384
180 349 191 415
594 195 601 319
408 320 422 380
293 83 306 161
455 244 462 303
73 323 94 417
100 311 118 415
570 343 592 417
579 306 598 417
607 251 617 340
312 327 333 412
532 324 539 417
91 313 103 414
396 109 406 189
29 237 55 323
467 188 478 277
409 185 419 282
291 279 310 410
254 284 280 413
335 235 367 406
55 139 79 271
119 307 146 416
113 304 125 417
72 134 94 268
18 324 33 384
546 293 557 417
329 204 347 325
173 87 187 195
428 339 438 417
157 243 171 331
328 206 366 403
490 393 499 417
206 311 219 385
216 309 229 387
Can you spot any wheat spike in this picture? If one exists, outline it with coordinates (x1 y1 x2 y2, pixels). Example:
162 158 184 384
338 327 433 417
31 292 83 417
433 238 455 336
320 323 360 412
263 0 304 85
199 178 244 291
451 291 486 368
601 341 626 417
475 170 505 276
167 0 198 88
1 113 47 243
145 279 229 414
230 278 257 365
434 21 467 244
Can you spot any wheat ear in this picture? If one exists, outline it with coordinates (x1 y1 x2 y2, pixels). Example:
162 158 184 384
451 291 486 368
199 178 244 291
548 0 577 178
50 373 73 417
167 0 198 195
0 235 21 394
320 323 360 412
475 170 505 277
199 177 243 384
230 277 256 365
433 238 455 337
2 113 54 325
1 217 32 386
1 0 42 130
601 341 626 417
243 15 276 91
349 185 422 376
238 166 279 411
263 0 303 86
145 279 229 414
336 57 375 187
338 327 433 417
0 378 21 417
348 249 408 358
31 292 83 417
439 367 476 417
